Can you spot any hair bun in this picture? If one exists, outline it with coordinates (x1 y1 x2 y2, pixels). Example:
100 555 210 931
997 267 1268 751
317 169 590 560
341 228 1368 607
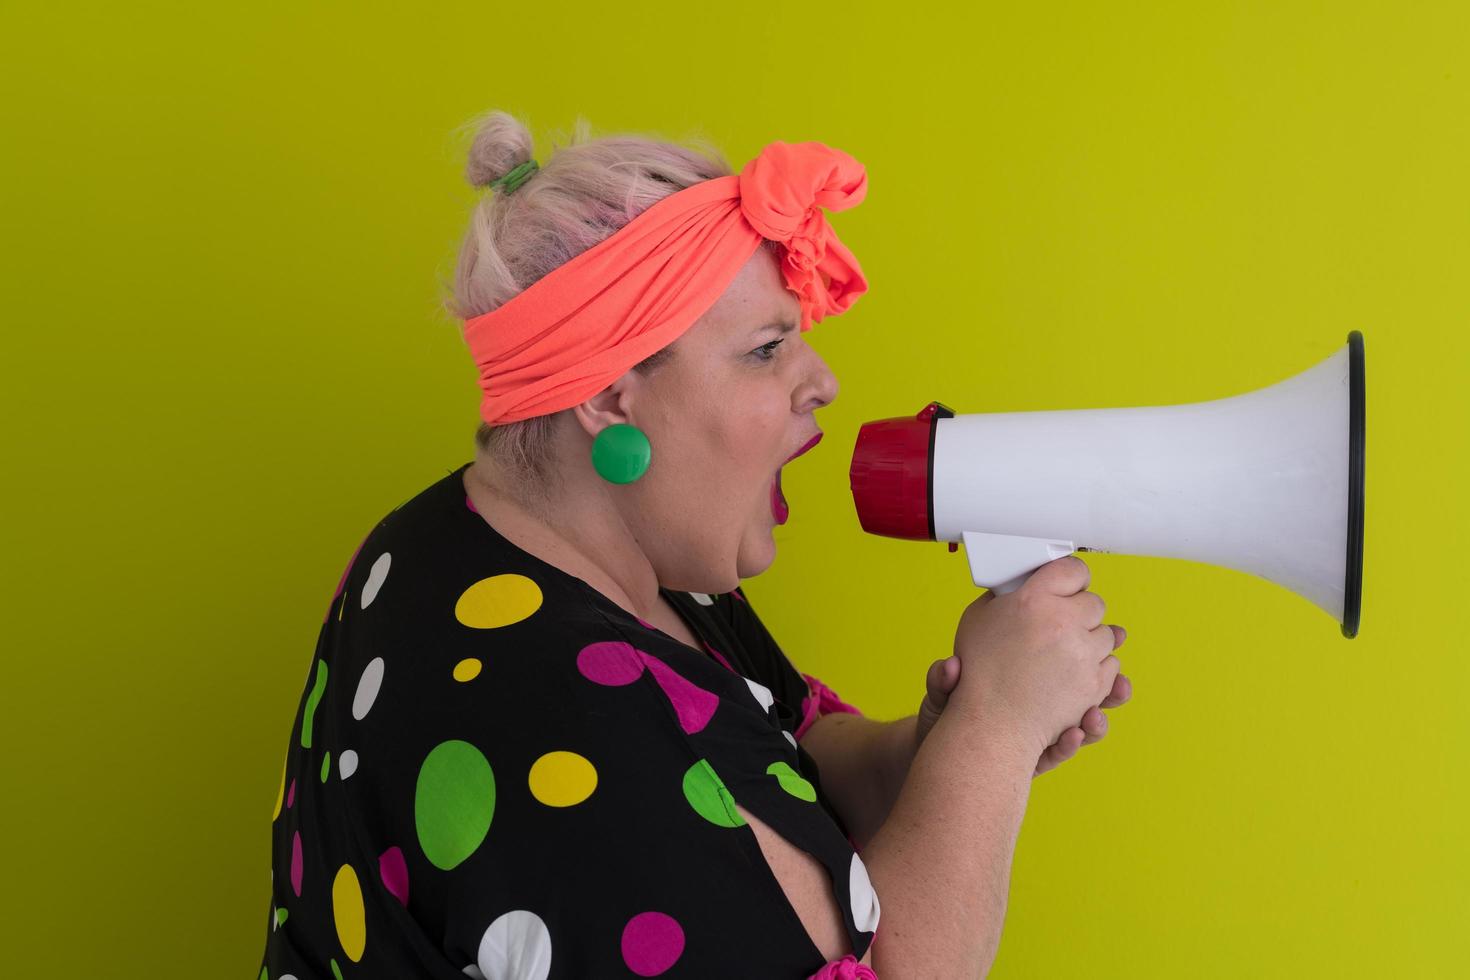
463 109 536 190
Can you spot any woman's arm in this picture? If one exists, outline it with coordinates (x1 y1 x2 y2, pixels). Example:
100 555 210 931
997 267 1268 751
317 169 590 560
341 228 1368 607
860 705 1036 978
799 712 920 852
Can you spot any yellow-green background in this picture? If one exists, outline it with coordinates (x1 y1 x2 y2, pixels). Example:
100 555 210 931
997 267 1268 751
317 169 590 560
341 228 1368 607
4 1 1465 975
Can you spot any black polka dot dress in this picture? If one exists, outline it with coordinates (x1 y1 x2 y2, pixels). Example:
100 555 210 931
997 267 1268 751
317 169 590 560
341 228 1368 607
260 462 881 979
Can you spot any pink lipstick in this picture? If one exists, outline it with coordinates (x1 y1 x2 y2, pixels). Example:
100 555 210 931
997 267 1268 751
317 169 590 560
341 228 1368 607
769 432 823 525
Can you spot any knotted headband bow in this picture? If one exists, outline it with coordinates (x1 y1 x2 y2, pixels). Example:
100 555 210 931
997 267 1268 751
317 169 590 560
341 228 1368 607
462 140 869 426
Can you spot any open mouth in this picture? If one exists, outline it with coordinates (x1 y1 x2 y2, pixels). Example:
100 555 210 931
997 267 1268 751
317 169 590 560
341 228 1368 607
769 432 822 526
770 469 789 524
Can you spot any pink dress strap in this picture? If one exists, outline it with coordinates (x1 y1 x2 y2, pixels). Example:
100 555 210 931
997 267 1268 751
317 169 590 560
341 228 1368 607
794 672 865 740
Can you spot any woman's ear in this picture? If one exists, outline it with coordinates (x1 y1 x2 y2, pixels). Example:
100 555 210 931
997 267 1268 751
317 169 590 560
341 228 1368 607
572 372 639 438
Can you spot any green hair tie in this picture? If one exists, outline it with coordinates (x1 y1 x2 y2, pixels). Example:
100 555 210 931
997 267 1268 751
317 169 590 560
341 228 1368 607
491 159 539 194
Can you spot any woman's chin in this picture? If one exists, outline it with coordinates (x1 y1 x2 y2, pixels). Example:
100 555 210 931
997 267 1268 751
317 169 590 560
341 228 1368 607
737 525 778 577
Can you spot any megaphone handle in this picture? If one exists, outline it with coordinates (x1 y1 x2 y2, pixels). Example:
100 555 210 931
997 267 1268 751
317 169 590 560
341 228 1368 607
961 530 1078 595
990 574 1032 596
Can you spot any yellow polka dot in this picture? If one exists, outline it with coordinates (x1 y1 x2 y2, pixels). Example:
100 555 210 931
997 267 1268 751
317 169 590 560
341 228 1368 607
332 864 366 962
528 750 598 807
272 752 286 821
454 573 543 629
453 658 482 682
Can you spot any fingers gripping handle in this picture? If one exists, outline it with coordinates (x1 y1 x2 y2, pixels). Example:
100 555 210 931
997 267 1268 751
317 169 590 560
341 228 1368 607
961 530 1078 595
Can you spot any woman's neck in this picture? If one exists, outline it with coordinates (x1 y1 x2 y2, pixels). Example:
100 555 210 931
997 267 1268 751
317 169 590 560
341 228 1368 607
463 459 665 623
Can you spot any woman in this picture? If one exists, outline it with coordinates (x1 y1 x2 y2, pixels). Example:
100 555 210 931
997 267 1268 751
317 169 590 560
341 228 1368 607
260 110 1131 979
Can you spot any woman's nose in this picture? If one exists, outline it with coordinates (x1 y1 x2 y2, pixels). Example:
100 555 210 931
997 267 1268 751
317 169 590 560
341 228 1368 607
807 354 839 410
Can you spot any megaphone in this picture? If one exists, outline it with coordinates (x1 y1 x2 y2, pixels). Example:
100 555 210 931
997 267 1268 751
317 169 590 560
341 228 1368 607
849 331 1366 638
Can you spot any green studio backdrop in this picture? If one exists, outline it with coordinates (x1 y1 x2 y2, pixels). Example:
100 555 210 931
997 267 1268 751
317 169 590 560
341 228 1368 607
3 1 1466 976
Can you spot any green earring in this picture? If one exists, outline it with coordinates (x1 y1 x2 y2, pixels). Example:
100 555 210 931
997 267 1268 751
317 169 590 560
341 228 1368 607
591 423 651 484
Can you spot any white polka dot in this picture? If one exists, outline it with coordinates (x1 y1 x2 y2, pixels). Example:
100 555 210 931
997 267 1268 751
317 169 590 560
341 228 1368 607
476 909 552 980
462 967 485 979
849 852 881 933
361 551 391 609
783 730 798 750
281 976 298 980
744 677 774 714
352 657 385 720
689 591 714 606
339 749 359 779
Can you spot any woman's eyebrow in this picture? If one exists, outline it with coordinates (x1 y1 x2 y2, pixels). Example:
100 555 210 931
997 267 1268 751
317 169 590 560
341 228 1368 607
756 320 798 335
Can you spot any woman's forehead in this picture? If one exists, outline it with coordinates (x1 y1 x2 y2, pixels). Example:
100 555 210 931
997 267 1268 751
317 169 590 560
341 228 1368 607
695 249 801 339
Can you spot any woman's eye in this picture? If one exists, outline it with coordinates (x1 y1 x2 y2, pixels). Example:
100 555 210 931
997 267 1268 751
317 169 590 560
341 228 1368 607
752 339 784 362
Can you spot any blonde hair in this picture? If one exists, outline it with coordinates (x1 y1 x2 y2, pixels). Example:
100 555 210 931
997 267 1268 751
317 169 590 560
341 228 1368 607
439 109 780 499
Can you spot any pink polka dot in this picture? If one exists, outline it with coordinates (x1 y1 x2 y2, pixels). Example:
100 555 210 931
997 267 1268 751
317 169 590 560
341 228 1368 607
621 910 684 976
286 778 296 809
635 616 654 629
464 493 479 515
640 655 718 734
379 846 409 906
577 640 644 686
290 831 303 897
578 642 718 734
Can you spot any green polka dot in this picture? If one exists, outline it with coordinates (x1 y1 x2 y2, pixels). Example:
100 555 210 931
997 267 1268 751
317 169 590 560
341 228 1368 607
330 958 344 980
683 758 744 827
766 760 816 802
320 751 331 783
415 740 496 870
276 907 289 926
301 659 328 749
259 968 268 980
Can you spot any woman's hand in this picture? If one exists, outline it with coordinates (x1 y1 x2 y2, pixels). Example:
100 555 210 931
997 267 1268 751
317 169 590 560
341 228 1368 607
915 630 1133 778
914 654 963 749
1032 668 1132 778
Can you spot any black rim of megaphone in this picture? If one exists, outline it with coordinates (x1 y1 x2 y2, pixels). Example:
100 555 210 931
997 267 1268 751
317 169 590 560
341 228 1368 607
1343 329 1365 639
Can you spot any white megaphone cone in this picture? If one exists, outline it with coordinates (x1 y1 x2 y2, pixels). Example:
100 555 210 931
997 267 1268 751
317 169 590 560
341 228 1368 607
849 331 1366 638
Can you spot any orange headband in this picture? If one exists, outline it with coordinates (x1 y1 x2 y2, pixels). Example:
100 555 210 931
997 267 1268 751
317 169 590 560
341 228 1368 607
462 140 869 426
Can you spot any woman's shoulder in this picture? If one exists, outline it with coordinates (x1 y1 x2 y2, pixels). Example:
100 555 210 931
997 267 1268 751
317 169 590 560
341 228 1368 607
326 462 578 627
